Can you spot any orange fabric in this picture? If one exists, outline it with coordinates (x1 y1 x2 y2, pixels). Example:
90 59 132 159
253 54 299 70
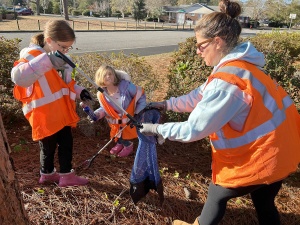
13 49 79 141
207 61 300 188
99 92 137 140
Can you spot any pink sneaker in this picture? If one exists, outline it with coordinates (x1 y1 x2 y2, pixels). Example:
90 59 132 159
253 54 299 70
59 169 88 187
39 169 60 184
117 142 133 157
110 143 124 155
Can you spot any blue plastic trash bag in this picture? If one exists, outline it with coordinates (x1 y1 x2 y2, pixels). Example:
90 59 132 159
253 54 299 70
130 109 164 205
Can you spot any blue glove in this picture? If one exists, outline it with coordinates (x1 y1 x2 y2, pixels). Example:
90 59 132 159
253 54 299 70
140 123 160 136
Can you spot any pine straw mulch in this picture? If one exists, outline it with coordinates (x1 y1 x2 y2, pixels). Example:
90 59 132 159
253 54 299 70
7 112 300 225
5 53 300 225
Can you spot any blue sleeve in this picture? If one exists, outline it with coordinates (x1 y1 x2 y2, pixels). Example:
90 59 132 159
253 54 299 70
158 79 252 142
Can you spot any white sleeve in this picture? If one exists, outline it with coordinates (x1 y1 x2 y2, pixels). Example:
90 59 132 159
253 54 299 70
11 53 53 87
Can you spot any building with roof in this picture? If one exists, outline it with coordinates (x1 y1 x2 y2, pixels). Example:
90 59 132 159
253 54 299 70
161 3 253 28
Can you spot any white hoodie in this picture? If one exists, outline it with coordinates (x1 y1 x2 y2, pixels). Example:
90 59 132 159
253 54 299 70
157 42 265 142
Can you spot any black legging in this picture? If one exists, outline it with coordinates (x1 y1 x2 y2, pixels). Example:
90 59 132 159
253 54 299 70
39 126 73 173
198 180 283 225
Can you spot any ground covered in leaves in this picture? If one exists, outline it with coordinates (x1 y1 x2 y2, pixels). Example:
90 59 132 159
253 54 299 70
5 52 300 225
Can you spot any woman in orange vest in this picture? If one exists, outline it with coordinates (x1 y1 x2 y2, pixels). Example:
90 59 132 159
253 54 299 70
140 0 300 225
11 20 92 187
90 65 146 157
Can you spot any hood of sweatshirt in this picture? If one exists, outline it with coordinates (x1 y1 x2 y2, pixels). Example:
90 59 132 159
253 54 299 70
213 41 265 73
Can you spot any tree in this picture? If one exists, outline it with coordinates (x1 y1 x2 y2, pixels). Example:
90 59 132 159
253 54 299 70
0 113 29 225
41 0 50 13
243 0 268 23
90 0 110 16
29 0 41 15
111 0 133 18
145 0 171 21
62 0 69 20
132 0 146 22
264 0 289 23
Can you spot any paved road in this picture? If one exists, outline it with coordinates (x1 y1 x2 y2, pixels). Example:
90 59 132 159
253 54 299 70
0 29 258 56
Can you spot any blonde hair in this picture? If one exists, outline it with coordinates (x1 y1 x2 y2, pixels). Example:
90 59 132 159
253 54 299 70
95 65 121 87
31 20 75 47
194 0 242 52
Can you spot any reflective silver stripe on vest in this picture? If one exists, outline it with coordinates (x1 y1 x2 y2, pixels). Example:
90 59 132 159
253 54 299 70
22 52 35 62
211 66 293 150
22 75 76 115
23 88 75 115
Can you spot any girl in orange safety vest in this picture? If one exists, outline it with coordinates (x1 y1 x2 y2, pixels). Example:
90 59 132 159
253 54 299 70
90 65 146 157
139 0 300 225
11 20 92 188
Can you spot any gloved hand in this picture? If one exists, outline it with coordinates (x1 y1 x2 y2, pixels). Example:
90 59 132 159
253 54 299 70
140 123 160 136
147 101 166 110
47 51 66 70
80 89 93 101
156 134 165 145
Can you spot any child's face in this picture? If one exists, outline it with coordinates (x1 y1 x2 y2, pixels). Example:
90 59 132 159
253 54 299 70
103 70 115 86
46 37 74 53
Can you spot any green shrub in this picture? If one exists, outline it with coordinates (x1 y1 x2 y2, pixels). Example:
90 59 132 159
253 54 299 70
71 52 160 105
82 9 90 16
71 10 81 16
165 36 211 122
164 32 300 123
0 36 23 124
244 31 300 109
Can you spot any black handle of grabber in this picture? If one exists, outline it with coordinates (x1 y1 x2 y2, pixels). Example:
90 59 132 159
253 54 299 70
55 50 143 129
55 50 76 68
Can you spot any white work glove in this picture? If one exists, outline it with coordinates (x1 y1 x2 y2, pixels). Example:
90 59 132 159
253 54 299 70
140 123 160 136
140 123 165 145
147 101 166 110
47 51 66 70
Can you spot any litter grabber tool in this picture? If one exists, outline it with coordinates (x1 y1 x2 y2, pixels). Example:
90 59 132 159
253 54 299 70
55 50 142 129
76 123 129 171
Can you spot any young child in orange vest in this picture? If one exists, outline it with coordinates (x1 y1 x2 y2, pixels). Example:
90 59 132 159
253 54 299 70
92 65 146 157
11 20 91 187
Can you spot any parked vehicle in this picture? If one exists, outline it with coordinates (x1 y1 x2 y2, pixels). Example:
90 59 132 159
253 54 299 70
17 8 34 16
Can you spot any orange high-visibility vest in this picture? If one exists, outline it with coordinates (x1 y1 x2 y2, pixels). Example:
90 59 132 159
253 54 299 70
13 49 79 141
206 60 300 188
99 86 144 140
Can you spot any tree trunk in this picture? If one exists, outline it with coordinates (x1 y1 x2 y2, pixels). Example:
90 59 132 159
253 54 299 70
63 0 69 20
36 0 40 15
0 113 29 225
